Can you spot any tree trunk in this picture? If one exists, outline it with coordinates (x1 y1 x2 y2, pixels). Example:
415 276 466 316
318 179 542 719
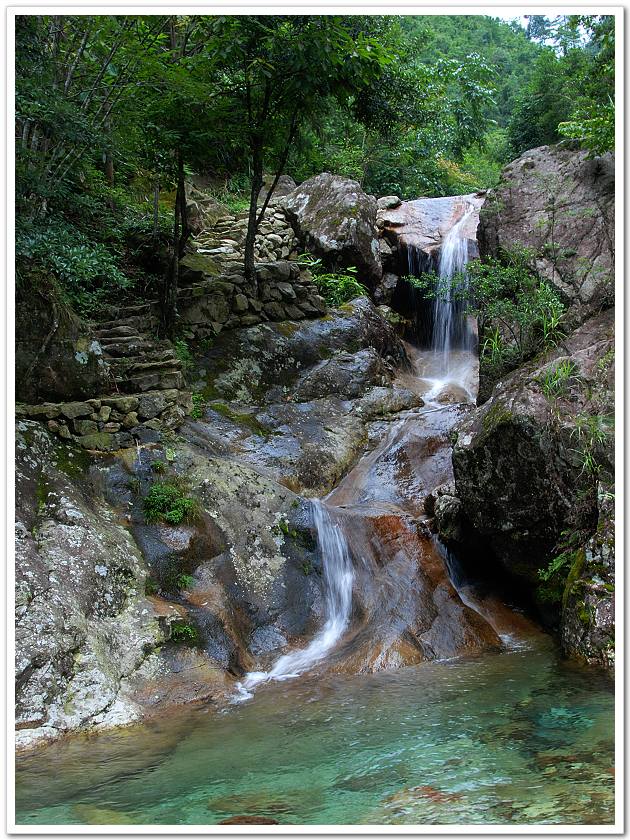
160 150 186 339
153 178 160 240
244 143 264 289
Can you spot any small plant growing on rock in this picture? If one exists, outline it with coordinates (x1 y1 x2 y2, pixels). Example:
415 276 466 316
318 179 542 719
143 481 201 525
176 573 195 591
571 413 614 477
537 360 580 399
151 460 167 474
190 393 206 420
170 621 199 644
174 339 195 372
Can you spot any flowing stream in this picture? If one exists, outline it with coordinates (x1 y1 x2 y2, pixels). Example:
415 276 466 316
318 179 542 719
14 209 615 827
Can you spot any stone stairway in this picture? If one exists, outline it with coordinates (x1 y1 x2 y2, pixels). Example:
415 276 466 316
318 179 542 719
194 205 298 266
93 302 185 394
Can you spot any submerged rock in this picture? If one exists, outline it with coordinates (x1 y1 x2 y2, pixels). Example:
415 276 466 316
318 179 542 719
218 816 280 825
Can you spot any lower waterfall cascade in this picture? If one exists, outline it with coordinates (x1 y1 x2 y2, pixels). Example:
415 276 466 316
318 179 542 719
234 201 492 700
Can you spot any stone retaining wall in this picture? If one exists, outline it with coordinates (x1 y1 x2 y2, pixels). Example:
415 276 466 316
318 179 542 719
16 389 192 451
177 258 327 340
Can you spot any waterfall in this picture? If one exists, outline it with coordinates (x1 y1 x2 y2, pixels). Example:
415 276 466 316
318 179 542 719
234 499 354 701
431 204 475 367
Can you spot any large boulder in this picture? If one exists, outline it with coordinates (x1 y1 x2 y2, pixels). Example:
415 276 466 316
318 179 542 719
195 296 407 406
378 193 484 269
282 173 383 286
14 422 219 750
449 309 614 589
478 144 614 324
258 173 297 204
185 184 228 236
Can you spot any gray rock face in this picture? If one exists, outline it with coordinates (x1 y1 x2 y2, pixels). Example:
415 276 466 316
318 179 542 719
196 296 407 406
478 144 614 324
14 423 177 750
447 310 614 629
283 173 383 285
561 485 614 672
16 294 110 403
258 173 297 203
292 348 391 402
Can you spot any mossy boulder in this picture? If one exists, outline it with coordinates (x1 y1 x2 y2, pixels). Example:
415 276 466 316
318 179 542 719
448 309 614 591
282 173 383 286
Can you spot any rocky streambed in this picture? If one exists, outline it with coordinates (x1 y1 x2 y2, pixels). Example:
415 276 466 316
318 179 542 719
15 295 539 750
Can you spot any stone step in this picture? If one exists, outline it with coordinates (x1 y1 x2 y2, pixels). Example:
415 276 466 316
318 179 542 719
95 322 145 337
110 357 182 374
98 334 147 346
100 340 157 357
116 370 185 393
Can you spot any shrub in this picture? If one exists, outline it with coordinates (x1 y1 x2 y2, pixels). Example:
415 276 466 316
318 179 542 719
16 219 131 315
143 481 200 526
170 622 199 644
297 253 367 307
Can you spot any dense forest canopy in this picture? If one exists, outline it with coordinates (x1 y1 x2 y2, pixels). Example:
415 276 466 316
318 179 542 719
15 13 615 329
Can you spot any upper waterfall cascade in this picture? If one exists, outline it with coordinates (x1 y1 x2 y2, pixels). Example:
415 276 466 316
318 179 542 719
431 203 476 368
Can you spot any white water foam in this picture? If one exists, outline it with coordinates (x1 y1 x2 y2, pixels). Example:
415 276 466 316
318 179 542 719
432 203 475 372
234 500 354 701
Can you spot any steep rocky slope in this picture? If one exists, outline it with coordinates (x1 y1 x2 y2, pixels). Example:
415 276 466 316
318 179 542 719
435 145 615 672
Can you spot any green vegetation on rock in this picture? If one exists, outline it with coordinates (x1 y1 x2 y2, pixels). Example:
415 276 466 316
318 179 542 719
143 481 201 526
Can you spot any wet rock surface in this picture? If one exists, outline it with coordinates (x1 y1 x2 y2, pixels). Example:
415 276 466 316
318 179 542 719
16 292 527 750
449 310 613 581
379 193 484 264
444 310 614 669
561 485 615 671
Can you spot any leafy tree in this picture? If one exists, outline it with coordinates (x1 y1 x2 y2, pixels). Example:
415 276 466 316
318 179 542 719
509 15 614 156
558 16 615 154
203 16 392 285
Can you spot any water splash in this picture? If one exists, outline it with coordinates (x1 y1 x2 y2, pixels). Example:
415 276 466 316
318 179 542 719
432 204 475 371
234 500 353 701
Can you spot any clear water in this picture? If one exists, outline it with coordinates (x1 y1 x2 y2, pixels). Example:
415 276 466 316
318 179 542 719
15 638 614 826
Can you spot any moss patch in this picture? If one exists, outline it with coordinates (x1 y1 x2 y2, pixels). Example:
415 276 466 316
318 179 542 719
208 401 272 438
479 401 515 441
54 442 91 479
562 548 586 612
275 322 300 338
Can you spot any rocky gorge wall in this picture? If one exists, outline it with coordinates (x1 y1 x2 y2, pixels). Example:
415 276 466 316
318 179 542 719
431 145 615 673
14 145 616 754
